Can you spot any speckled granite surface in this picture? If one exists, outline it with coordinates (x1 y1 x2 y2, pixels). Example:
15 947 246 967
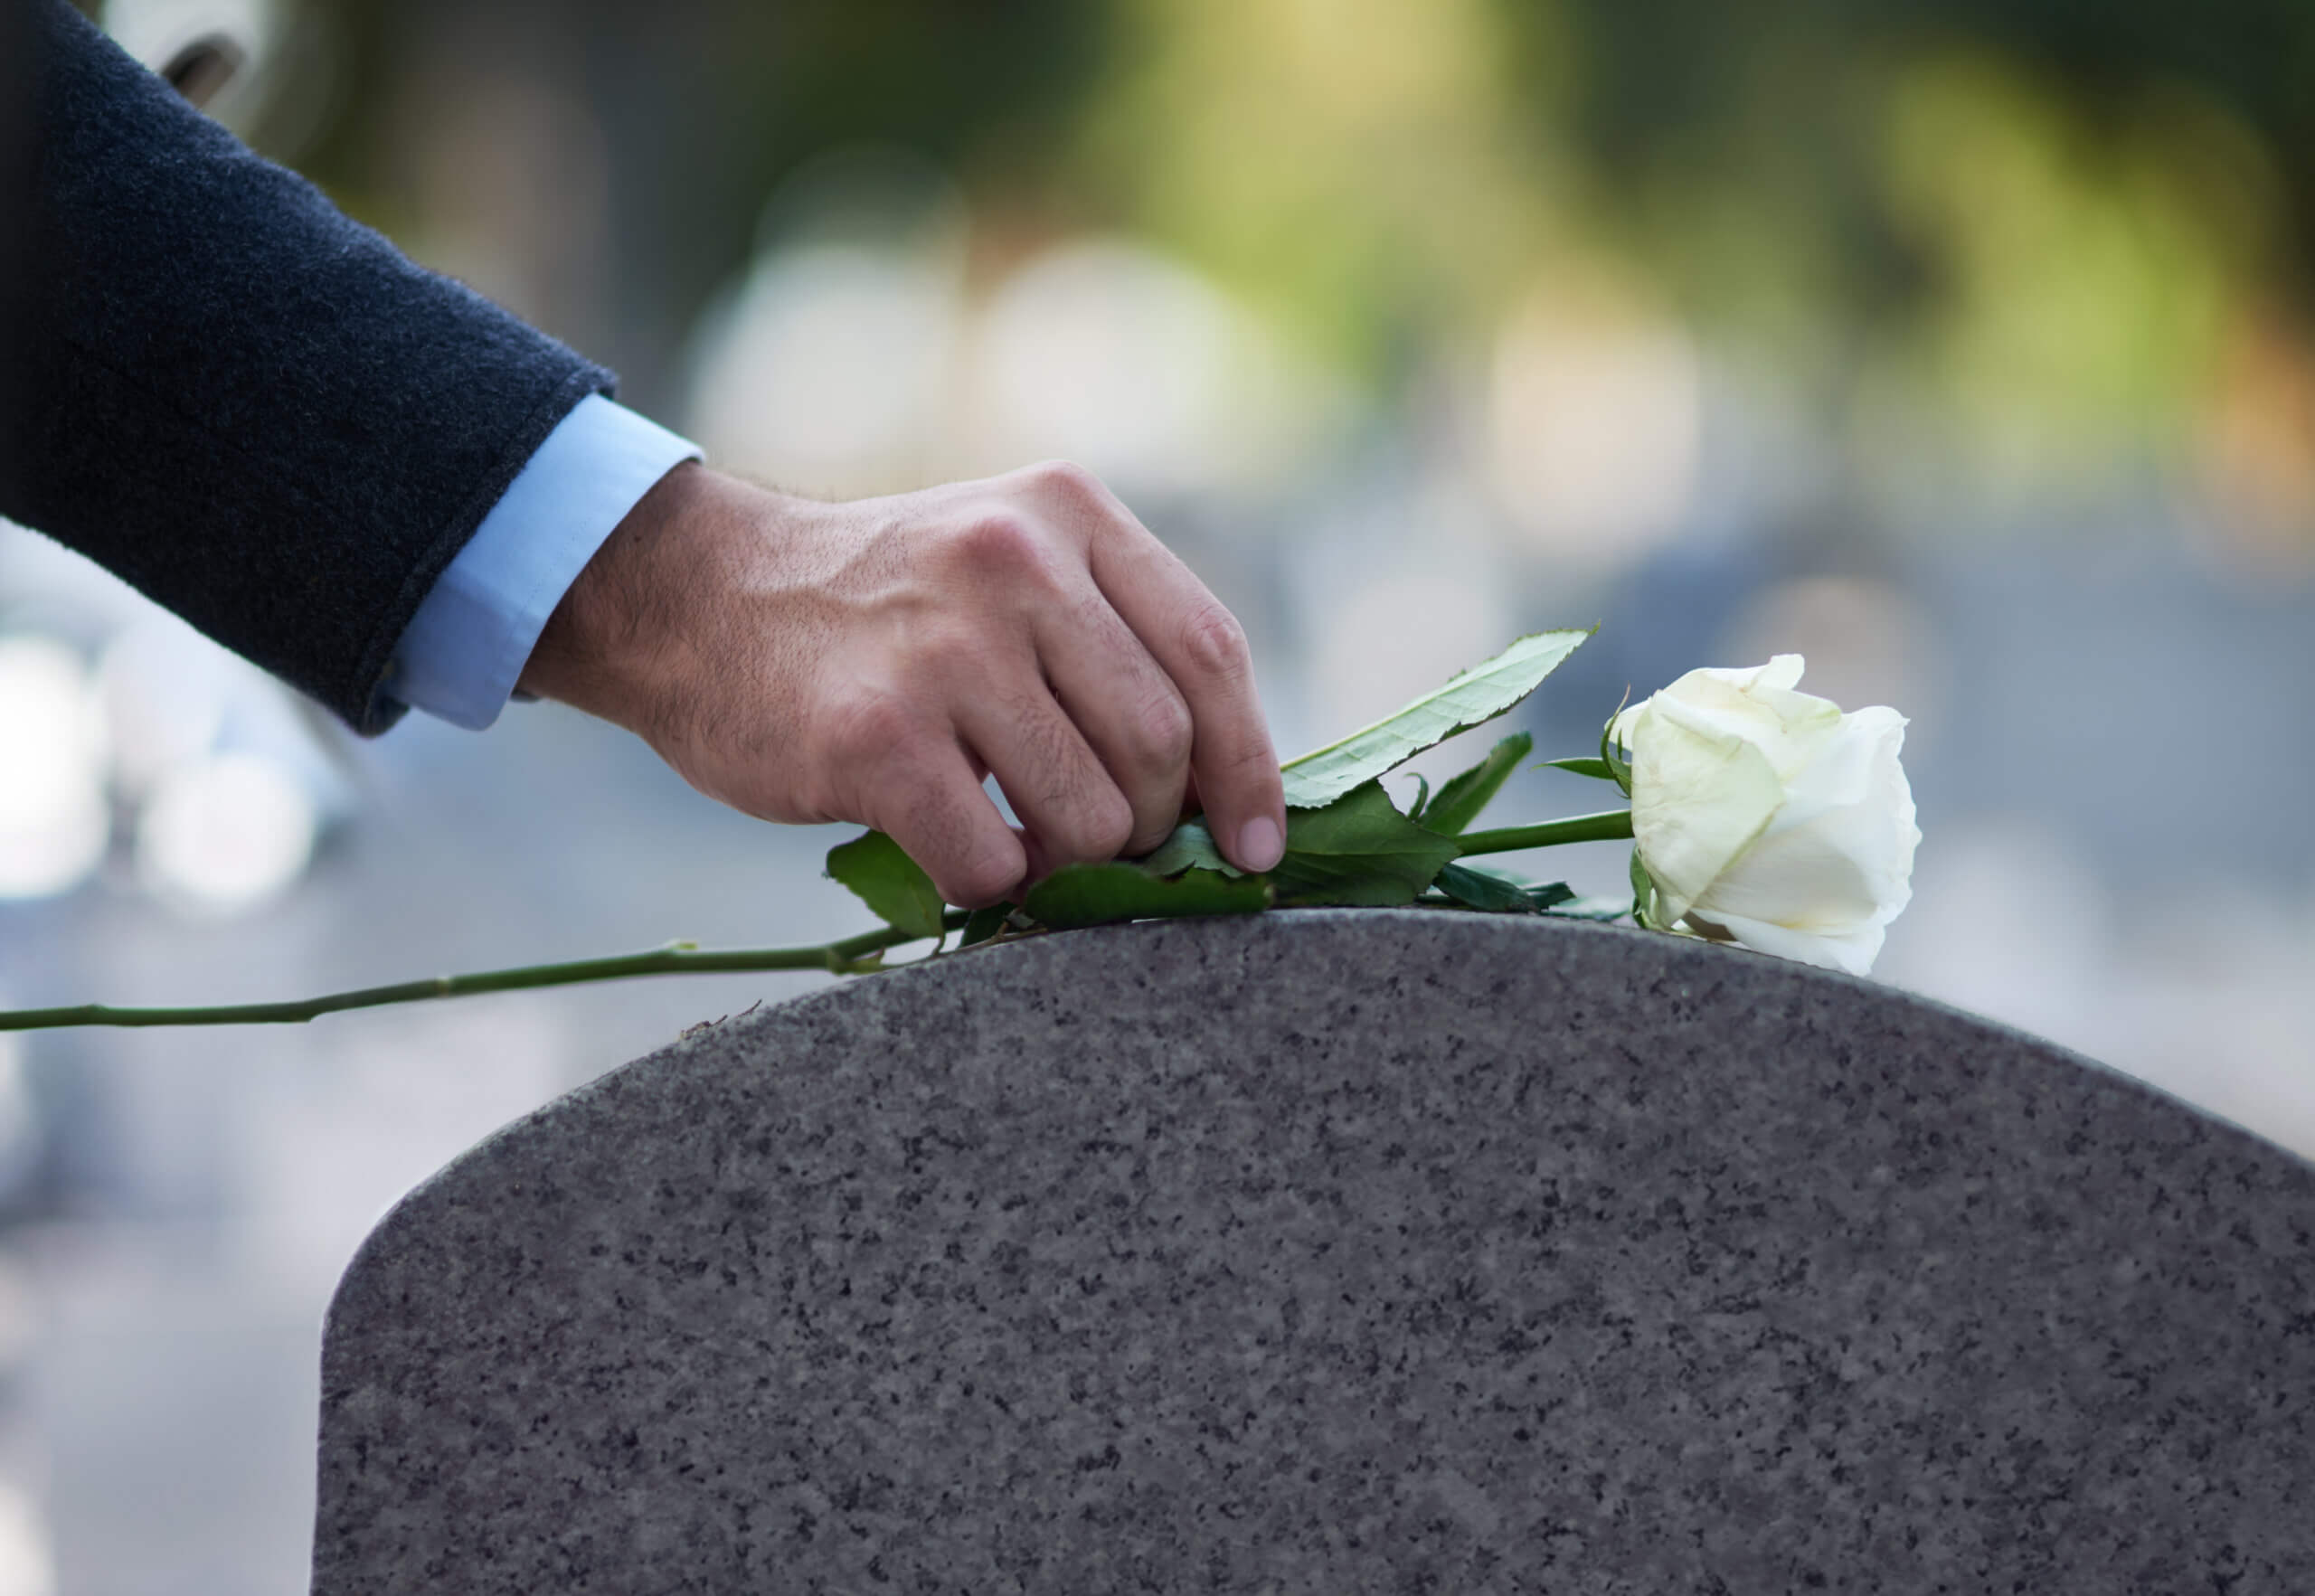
311 911 2315 1594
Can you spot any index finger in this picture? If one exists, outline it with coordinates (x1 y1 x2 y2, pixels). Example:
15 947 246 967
1084 514 1285 874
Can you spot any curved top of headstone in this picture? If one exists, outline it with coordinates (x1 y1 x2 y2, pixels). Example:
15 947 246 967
312 910 2315 1596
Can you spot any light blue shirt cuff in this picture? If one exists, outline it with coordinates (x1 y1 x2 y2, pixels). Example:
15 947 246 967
380 394 703 731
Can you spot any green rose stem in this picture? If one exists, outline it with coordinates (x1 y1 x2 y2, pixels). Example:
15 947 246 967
0 912 973 1032
1453 807 1633 855
0 807 1637 1034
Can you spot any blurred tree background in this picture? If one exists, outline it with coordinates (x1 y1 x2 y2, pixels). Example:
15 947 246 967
228 0 2315 563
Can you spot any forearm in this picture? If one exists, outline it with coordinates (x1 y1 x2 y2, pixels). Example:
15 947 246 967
2 0 610 732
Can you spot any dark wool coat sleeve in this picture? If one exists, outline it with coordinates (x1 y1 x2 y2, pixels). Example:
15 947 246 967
1 0 616 733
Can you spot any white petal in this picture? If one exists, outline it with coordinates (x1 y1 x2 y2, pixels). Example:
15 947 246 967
1695 812 1892 931
1685 655 1807 695
1749 654 1808 693
1693 908 1887 976
1794 714 1919 910
1698 722 1916 924
1649 673 1843 785
1762 705 1905 838
1628 711 1785 926
1613 656 1823 769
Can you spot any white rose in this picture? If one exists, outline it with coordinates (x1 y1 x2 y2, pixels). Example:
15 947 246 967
1610 655 1920 976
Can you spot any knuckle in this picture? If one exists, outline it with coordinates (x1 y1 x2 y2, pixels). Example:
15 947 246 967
1122 771 1190 852
1177 601 1251 681
1125 821 1176 859
949 511 1046 575
1025 458 1105 506
1130 687 1195 772
1224 731 1280 775
895 790 1016 907
1223 744 1286 806
1065 790 1135 863
1025 762 1133 865
942 851 1019 910
820 689 921 774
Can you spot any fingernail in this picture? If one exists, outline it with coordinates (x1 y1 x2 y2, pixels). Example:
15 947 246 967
1238 815 1283 873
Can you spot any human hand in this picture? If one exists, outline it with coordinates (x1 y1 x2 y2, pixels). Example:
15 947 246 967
516 459 1287 908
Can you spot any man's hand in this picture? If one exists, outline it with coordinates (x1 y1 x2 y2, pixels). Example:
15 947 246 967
516 459 1288 908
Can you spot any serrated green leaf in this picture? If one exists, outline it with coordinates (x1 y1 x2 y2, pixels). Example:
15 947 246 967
1271 781 1463 907
1280 629 1592 809
826 830 948 940
1543 756 1617 781
1023 863 1271 930
959 903 1013 947
1421 732 1533 836
1137 818 1244 879
1433 860 1536 912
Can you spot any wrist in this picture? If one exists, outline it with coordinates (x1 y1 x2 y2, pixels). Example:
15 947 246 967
518 459 728 731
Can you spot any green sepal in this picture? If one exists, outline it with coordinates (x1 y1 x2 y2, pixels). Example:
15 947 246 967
1420 732 1533 836
1405 773 1432 823
1270 780 1463 907
1628 845 1658 930
958 903 1013 948
1542 756 1617 781
1599 709 1634 798
1022 863 1272 930
826 830 948 942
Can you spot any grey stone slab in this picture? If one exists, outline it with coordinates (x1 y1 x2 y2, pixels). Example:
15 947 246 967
310 910 2315 1594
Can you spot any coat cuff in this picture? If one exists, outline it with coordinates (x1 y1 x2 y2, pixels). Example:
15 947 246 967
373 396 702 731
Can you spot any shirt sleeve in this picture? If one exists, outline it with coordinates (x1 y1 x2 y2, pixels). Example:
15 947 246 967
374 394 703 731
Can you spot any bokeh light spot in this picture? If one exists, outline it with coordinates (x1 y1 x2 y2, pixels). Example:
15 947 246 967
135 751 317 919
0 636 109 901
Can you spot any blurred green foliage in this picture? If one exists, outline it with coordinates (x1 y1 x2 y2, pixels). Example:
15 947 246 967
286 0 2315 482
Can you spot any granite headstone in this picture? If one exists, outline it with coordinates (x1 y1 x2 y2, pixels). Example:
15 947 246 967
311 910 2315 1593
